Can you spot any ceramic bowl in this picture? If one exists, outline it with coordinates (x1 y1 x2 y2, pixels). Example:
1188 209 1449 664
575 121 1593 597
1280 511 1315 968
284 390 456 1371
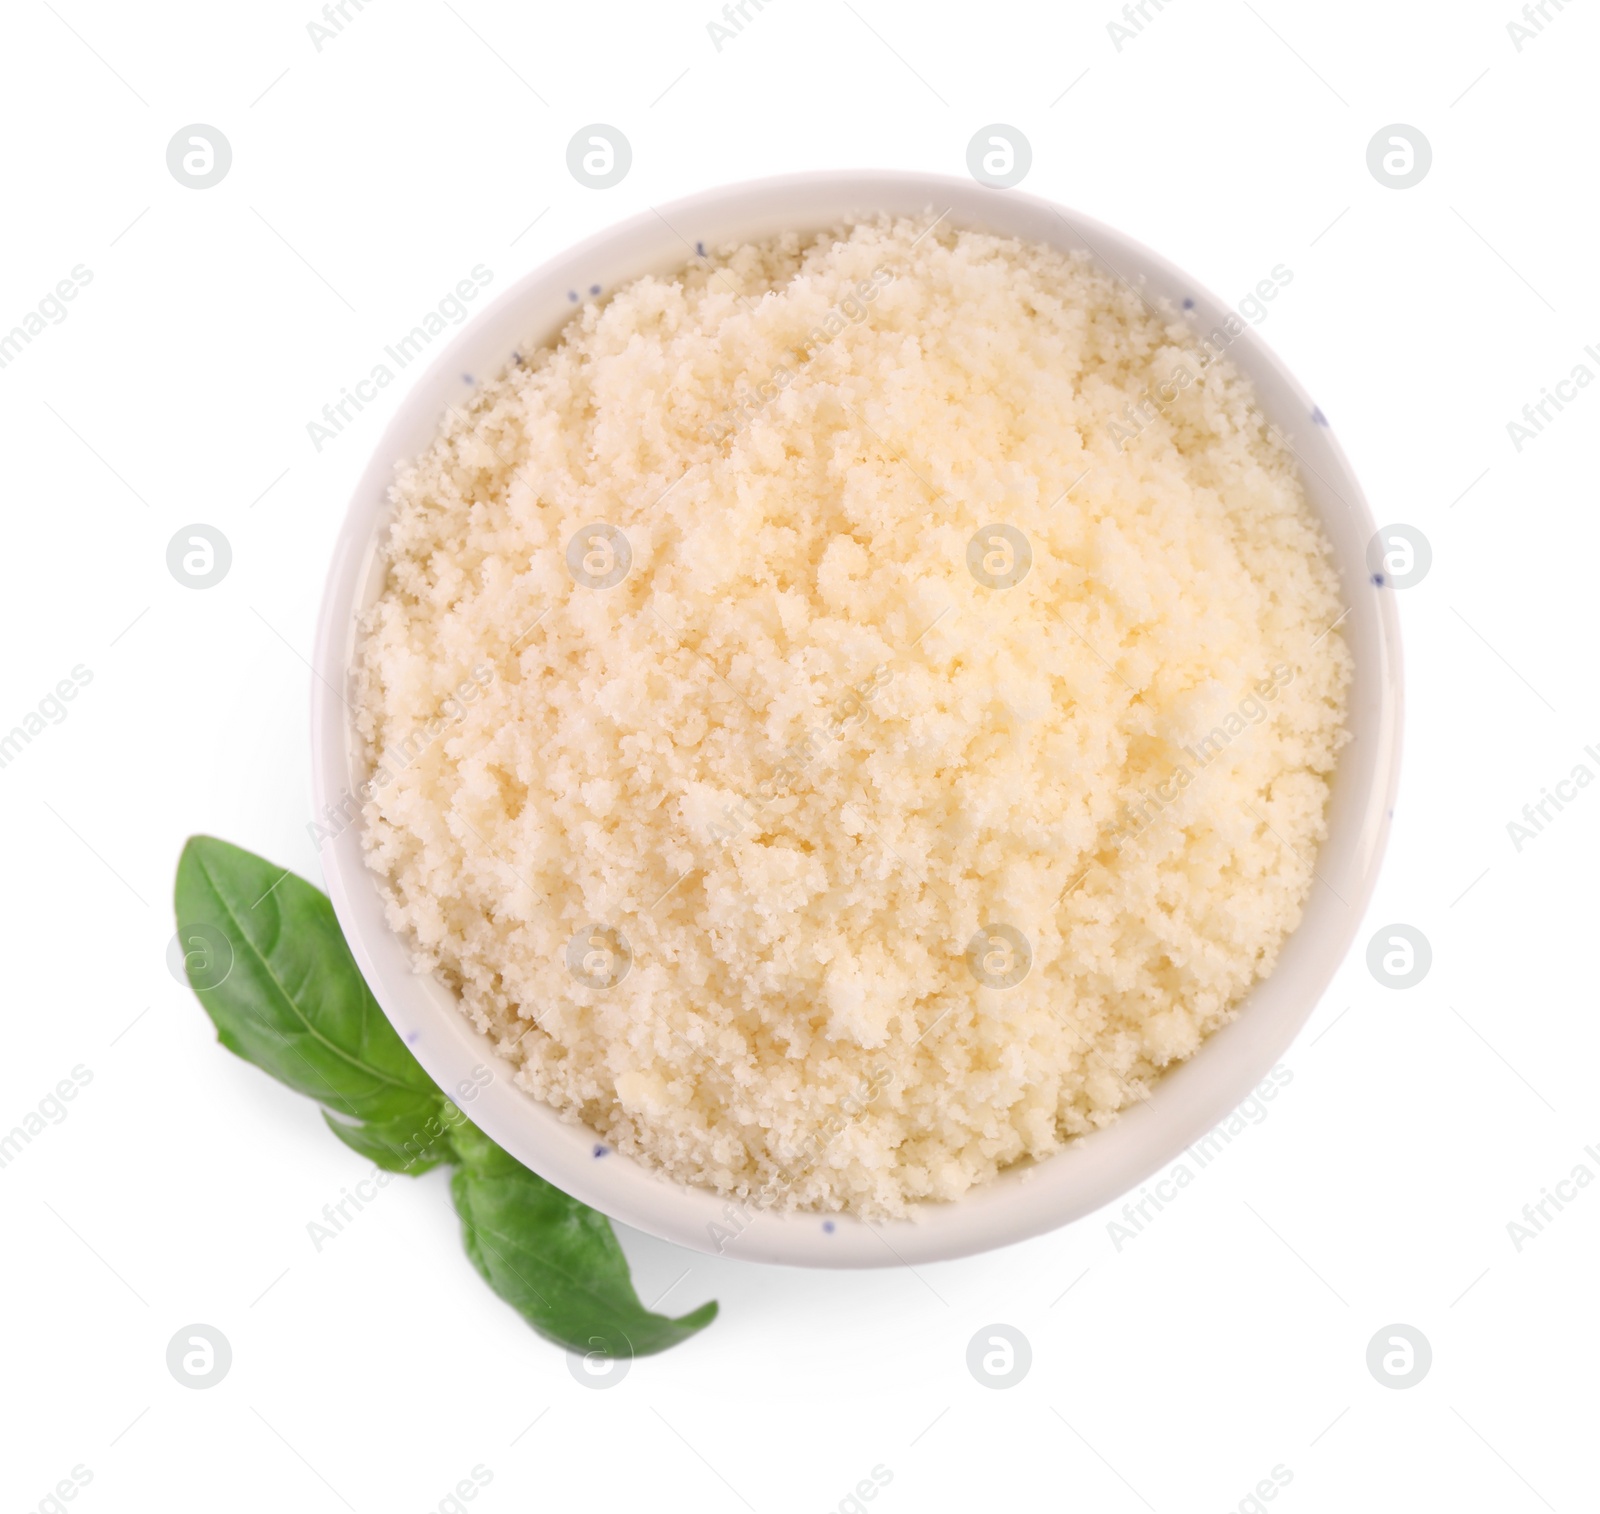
310 170 1402 1267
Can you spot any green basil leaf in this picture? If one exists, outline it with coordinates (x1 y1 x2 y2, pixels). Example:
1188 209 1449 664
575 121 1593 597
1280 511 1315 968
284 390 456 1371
322 1103 457 1175
174 836 439 1130
449 1118 717 1358
177 834 719 1359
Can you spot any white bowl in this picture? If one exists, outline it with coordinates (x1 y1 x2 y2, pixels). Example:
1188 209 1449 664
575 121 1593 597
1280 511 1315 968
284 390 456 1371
311 170 1402 1268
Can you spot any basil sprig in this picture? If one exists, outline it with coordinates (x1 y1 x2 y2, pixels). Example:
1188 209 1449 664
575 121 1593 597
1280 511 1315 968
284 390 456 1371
174 836 715 1358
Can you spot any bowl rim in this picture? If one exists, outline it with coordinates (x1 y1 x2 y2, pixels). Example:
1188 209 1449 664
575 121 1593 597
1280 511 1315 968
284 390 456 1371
310 168 1403 1269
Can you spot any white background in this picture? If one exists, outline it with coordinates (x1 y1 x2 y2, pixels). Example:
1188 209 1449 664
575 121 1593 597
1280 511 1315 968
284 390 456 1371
2 1 1596 1510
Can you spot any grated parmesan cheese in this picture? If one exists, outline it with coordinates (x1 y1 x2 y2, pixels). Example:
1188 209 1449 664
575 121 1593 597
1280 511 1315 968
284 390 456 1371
354 218 1351 1217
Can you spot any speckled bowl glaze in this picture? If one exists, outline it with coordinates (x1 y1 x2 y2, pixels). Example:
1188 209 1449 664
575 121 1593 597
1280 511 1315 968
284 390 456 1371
311 171 1402 1267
